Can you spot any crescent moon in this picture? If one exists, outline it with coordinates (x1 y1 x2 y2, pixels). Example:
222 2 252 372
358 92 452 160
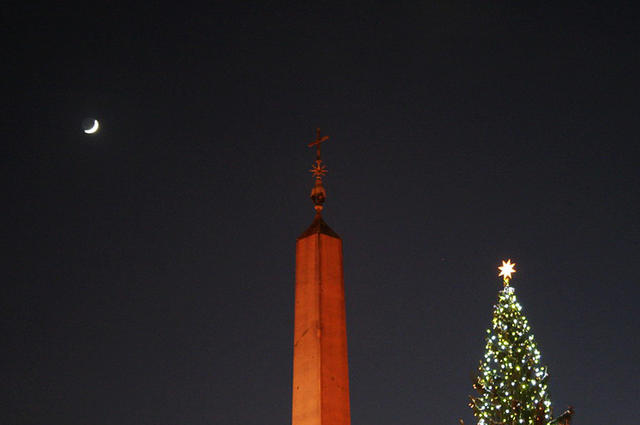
84 119 99 134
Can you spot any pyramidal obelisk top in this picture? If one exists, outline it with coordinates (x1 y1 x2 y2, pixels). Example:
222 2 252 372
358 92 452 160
292 129 350 425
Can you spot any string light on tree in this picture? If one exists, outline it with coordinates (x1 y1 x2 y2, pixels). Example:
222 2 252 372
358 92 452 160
469 260 553 425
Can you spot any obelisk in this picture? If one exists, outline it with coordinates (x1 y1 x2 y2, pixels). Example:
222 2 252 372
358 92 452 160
292 130 351 425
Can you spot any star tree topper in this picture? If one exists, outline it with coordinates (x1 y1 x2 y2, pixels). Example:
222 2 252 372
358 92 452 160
498 259 516 286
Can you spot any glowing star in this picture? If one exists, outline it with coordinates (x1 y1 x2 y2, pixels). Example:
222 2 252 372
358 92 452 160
498 259 516 281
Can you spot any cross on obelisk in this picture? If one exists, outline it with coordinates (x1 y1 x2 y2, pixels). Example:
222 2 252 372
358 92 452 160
307 129 330 212
308 128 329 161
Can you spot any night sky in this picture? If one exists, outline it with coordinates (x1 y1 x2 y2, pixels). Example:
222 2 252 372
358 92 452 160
4 3 639 425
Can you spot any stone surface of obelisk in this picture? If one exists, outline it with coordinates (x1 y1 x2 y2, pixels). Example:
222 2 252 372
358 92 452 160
292 130 350 425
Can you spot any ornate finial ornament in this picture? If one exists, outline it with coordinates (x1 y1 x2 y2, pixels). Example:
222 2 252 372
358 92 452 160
498 259 516 286
307 128 329 213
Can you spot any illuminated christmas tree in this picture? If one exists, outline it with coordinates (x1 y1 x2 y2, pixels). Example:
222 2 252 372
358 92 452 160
469 260 553 425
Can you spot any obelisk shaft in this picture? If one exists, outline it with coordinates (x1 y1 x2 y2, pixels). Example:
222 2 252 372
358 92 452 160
292 223 350 425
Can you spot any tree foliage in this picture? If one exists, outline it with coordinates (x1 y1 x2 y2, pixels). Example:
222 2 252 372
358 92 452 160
470 286 552 425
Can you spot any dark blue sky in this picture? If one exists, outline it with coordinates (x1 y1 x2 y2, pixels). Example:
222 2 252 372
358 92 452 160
3 2 639 425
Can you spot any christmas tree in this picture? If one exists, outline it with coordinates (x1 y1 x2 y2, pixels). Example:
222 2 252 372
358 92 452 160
469 260 553 425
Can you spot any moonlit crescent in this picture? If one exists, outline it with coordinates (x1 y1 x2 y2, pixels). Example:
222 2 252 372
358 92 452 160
84 119 99 134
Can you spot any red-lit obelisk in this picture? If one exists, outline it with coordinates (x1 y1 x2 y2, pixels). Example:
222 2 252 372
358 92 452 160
292 130 350 425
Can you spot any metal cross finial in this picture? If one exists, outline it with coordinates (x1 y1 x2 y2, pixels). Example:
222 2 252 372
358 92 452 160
307 128 330 213
308 128 329 161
